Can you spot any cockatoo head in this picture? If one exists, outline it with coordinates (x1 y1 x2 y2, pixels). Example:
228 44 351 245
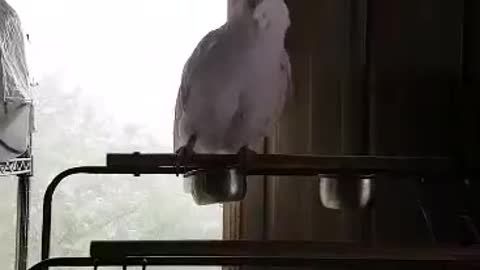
252 0 290 35
229 0 257 19
230 0 290 34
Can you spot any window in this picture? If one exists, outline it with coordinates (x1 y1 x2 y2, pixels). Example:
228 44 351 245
5 0 227 268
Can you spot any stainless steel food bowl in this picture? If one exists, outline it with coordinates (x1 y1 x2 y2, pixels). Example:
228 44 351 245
319 174 374 210
184 168 247 205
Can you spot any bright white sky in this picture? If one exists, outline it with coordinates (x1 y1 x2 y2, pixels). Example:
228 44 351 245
8 0 227 145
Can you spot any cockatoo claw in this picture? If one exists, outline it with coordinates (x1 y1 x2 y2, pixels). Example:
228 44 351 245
237 146 257 175
175 135 196 177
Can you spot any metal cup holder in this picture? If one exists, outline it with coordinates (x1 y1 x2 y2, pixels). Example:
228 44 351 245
184 168 247 205
319 174 374 210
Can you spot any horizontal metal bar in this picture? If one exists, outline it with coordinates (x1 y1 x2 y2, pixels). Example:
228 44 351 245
28 255 480 270
90 240 480 261
107 153 469 176
41 154 478 265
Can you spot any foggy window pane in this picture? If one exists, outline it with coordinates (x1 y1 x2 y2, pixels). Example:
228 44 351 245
4 0 226 268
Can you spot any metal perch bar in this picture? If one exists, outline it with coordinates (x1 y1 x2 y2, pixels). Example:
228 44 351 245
89 240 480 261
28 254 480 270
31 253 480 270
39 153 478 265
107 153 469 176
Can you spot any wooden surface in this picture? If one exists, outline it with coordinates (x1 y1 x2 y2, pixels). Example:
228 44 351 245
224 0 472 255
267 0 371 243
462 0 480 244
368 0 465 245
227 0 368 243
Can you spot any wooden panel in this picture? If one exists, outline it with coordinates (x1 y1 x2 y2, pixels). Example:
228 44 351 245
368 0 463 156
367 0 465 245
226 0 358 242
240 141 267 240
227 0 470 251
463 0 480 170
266 0 369 243
224 202 241 240
462 0 480 240
266 51 346 241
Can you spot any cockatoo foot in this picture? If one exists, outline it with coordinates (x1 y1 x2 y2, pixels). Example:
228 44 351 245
237 146 257 175
175 135 196 176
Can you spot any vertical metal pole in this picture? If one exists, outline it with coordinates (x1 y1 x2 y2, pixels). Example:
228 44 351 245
15 174 30 270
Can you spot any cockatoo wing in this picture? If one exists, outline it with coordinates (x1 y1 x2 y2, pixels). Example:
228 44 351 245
174 26 230 153
271 48 293 127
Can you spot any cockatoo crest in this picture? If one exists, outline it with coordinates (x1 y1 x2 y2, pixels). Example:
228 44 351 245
253 0 290 34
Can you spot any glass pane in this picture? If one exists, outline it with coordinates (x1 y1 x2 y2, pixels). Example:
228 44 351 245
7 0 226 268
0 178 17 270
50 174 222 258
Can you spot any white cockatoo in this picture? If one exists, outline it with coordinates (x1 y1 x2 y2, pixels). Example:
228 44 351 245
173 0 292 204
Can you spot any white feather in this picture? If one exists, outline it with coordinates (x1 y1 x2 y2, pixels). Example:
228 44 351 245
173 0 292 155
254 0 291 35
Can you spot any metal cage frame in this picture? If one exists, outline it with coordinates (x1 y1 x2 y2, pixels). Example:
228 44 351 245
29 152 480 269
1 152 33 270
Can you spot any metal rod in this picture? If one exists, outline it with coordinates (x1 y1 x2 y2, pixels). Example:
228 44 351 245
89 240 480 261
15 174 30 270
107 153 466 176
41 154 478 261
28 255 480 270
